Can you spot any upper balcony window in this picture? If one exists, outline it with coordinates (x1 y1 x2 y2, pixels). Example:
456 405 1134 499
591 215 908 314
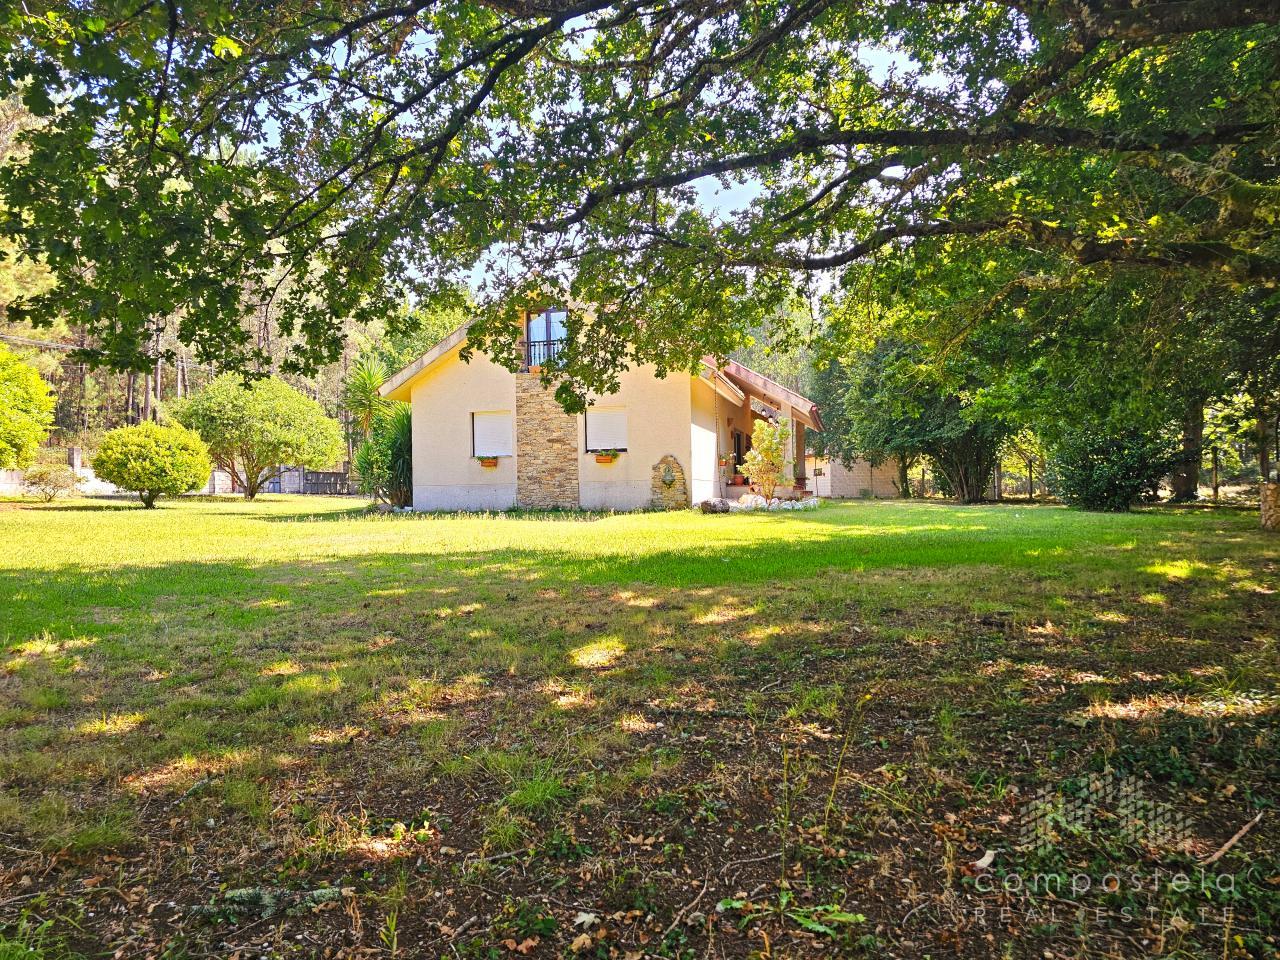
525 308 567 367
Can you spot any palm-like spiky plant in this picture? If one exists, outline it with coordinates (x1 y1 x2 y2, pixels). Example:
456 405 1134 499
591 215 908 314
343 354 391 440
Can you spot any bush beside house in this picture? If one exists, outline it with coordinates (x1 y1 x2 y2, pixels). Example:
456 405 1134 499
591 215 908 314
353 403 412 507
739 418 791 500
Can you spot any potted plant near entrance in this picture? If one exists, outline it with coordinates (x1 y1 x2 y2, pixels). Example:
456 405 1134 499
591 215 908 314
594 448 621 464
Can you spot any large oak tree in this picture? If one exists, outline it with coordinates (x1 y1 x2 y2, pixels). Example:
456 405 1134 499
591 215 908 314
1 1 1276 405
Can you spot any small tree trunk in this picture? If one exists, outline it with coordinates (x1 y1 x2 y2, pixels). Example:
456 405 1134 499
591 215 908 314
1211 446 1220 502
79 359 88 433
939 454 980 504
141 491 157 508
242 463 276 500
223 458 245 496
242 466 260 500
897 458 911 499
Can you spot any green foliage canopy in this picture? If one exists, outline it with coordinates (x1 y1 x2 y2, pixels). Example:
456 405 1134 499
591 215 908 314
0 342 54 467
173 374 344 499
0 1 1275 406
817 334 1010 503
92 422 211 507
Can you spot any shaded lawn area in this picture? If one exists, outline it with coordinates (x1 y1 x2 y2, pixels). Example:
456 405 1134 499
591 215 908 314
0 496 1276 959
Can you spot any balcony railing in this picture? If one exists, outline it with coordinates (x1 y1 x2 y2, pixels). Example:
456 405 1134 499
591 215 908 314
524 338 564 370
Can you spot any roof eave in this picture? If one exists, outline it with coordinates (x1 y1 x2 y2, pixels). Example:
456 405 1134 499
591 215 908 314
711 357 824 432
379 322 473 402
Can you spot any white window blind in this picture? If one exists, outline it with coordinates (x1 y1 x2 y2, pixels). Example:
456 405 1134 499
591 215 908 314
585 407 628 451
472 411 513 457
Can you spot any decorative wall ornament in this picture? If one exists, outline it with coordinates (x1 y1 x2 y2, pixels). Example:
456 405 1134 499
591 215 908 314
649 455 688 510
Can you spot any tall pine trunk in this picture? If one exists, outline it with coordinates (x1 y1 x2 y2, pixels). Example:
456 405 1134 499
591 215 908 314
125 371 136 423
153 355 163 417
1261 412 1273 485
1170 398 1204 501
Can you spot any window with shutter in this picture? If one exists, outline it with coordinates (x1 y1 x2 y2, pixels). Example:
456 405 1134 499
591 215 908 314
585 407 627 452
472 411 513 457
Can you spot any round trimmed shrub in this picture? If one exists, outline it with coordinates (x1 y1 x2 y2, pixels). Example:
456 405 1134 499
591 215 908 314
1047 426 1175 512
93 423 212 508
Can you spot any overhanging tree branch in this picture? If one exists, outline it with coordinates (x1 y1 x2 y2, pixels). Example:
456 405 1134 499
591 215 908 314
729 216 1280 281
1072 0 1280 43
528 121 1270 232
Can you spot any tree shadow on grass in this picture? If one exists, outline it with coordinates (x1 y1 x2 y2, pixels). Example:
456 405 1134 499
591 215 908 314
3 502 1274 793
14 495 375 519
1 516 1276 958
4 541 1273 777
15 497 145 512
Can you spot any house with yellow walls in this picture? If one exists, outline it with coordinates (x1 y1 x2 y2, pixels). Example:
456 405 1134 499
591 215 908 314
378 307 824 511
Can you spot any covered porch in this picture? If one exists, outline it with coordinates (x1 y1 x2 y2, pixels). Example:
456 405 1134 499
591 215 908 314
700 358 824 499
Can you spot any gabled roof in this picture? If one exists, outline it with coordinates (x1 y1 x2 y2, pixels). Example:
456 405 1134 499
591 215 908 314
379 322 472 402
378 323 823 432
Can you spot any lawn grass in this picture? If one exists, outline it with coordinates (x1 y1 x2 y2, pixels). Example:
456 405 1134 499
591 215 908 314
0 496 1276 958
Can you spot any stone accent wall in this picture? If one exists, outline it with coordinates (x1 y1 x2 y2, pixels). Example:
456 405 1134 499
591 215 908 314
1263 482 1280 531
515 374 580 509
650 454 689 510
